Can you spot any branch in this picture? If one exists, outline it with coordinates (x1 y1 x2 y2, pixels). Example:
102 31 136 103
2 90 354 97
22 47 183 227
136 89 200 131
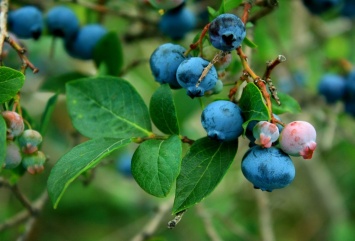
130 200 173 241
0 189 48 232
255 191 275 241
196 205 223 241
0 0 9 65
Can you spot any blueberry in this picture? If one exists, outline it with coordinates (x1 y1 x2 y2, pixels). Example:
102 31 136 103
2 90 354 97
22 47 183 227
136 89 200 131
301 0 342 15
159 5 196 40
4 141 22 169
201 100 244 141
318 73 345 104
1 111 24 140
64 24 107 60
149 43 188 89
209 13 246 51
8 6 43 40
22 151 46 174
279 121 317 160
343 70 355 103
115 153 133 177
252 121 280 148
18 129 43 154
46 6 80 40
241 146 295 192
176 57 218 98
340 0 355 18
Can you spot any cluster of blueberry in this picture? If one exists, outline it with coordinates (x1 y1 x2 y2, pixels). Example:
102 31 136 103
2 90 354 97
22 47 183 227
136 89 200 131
302 0 355 18
1 111 45 174
149 13 318 192
318 69 355 116
7 5 107 60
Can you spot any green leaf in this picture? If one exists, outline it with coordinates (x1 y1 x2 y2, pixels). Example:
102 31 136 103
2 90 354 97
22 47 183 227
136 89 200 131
224 0 243 12
132 135 182 197
207 6 217 20
0 116 6 169
239 83 270 131
93 32 124 76
271 92 301 115
0 67 25 104
47 137 132 208
40 72 88 94
149 84 179 135
39 93 59 136
66 76 152 139
243 36 258 48
172 137 238 214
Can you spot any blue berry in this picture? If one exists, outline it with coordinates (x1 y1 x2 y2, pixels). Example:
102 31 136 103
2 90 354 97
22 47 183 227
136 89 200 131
301 0 342 15
241 146 295 192
176 57 218 98
115 153 133 177
209 13 246 51
149 43 188 89
159 5 196 40
341 0 355 18
8 6 43 40
318 73 345 104
46 6 80 40
64 24 107 60
201 100 244 141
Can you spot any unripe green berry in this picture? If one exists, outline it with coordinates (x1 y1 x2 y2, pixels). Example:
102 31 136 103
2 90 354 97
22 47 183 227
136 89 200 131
22 151 46 174
18 129 43 154
4 141 22 169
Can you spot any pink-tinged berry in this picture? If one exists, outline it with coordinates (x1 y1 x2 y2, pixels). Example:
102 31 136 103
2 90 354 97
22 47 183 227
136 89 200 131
22 151 46 174
1 111 24 140
279 121 317 159
253 121 280 148
18 129 43 154
4 141 22 169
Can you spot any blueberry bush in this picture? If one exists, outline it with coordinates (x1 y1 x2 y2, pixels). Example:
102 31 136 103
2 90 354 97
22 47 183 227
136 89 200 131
1 0 355 240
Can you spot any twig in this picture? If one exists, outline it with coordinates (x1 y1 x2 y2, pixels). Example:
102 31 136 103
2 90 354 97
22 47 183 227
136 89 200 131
5 35 39 73
130 200 173 241
263 55 286 105
0 0 9 65
0 189 48 232
255 191 275 241
196 205 222 241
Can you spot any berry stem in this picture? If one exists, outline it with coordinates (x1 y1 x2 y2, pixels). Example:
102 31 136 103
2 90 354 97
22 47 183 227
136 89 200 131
236 46 273 119
241 2 253 24
196 51 228 87
185 23 210 57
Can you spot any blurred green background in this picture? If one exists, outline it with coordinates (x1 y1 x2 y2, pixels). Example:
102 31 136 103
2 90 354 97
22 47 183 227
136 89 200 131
1 0 355 240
